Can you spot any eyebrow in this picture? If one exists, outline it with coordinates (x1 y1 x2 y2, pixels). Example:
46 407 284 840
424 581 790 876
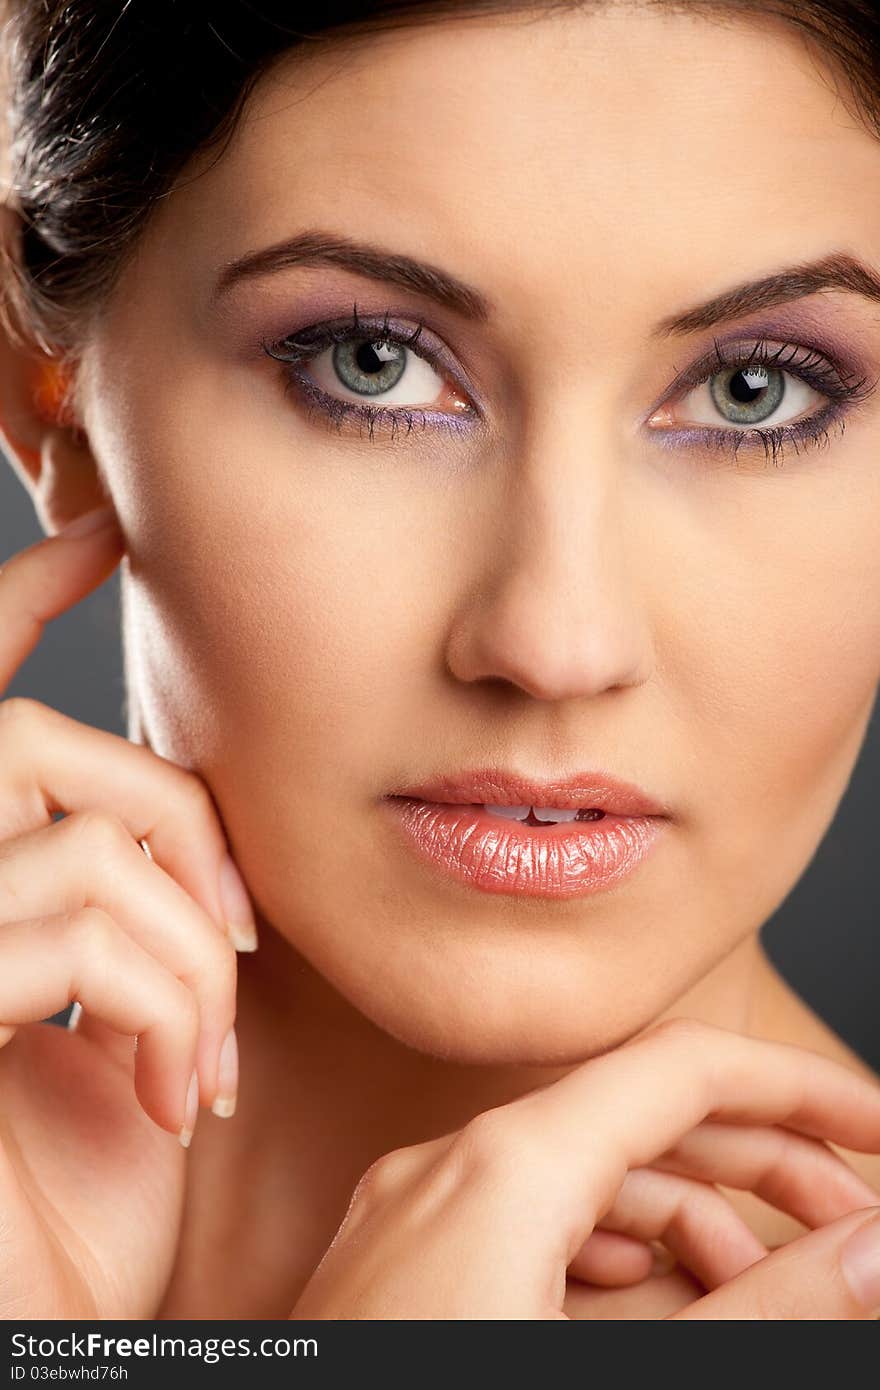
213 236 880 338
212 228 492 320
652 252 880 337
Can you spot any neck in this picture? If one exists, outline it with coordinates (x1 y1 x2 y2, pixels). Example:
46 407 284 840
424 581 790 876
212 915 781 1311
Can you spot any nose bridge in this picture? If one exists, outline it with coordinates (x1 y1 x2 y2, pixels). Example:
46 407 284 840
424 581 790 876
445 409 653 701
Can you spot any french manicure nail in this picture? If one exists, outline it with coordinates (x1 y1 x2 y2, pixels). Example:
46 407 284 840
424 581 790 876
212 1026 239 1118
218 853 258 952
841 1209 880 1313
178 1068 199 1149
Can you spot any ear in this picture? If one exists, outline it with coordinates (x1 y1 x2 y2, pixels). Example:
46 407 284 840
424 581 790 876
0 203 112 536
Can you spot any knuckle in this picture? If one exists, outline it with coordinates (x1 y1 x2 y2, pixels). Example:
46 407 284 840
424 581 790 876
0 696 46 738
178 770 217 821
452 1107 535 1183
62 809 133 861
66 905 116 961
352 1148 415 1207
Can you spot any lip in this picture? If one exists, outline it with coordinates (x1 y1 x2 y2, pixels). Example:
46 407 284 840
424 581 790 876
385 766 672 818
381 766 671 899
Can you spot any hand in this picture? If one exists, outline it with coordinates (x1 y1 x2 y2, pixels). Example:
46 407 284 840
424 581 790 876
0 505 257 1319
290 1017 880 1319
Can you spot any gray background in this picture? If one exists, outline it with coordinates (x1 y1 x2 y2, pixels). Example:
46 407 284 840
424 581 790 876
2 458 878 1069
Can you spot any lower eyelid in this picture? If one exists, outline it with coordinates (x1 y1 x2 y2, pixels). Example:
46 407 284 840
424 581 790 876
286 369 479 440
273 329 870 456
648 400 848 462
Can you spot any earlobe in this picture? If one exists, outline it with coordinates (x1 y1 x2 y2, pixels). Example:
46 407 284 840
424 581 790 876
34 422 112 537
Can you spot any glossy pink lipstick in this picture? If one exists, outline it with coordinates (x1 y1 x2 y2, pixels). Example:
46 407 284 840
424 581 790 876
382 768 671 899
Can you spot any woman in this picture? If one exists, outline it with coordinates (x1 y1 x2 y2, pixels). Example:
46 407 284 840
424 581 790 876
1 0 880 1320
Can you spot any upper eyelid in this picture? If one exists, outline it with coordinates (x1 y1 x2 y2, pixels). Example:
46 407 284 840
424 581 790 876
653 337 856 411
267 316 874 425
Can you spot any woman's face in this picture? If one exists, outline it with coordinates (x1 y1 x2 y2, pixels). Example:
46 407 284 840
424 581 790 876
76 4 880 1062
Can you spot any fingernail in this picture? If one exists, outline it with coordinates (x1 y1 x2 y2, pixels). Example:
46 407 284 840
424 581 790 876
178 1068 199 1149
212 1026 239 1118
218 853 258 952
57 504 117 538
841 1209 880 1312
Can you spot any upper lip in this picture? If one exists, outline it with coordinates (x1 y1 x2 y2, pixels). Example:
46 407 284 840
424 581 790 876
387 767 672 818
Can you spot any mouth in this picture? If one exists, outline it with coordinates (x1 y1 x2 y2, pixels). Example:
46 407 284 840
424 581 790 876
380 768 670 899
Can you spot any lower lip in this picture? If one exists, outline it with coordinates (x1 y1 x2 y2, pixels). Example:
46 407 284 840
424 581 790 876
382 798 667 899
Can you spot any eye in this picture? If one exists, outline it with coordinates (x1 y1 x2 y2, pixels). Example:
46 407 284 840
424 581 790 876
262 307 478 442
654 359 822 432
645 338 877 466
305 334 468 411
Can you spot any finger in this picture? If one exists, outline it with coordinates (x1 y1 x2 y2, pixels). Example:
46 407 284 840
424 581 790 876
534 1119 877 1293
501 1018 880 1260
0 811 238 1109
578 1165 768 1289
566 1229 657 1287
0 696 258 952
0 908 201 1142
669 1205 880 1319
0 506 122 693
650 1120 880 1229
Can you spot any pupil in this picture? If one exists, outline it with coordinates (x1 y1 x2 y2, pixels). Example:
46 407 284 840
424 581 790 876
730 368 765 403
334 337 406 396
356 341 386 375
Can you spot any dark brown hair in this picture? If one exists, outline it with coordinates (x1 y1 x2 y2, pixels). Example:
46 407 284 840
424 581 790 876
1 0 878 381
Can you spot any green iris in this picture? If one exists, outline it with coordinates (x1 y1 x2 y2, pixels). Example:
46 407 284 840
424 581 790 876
332 338 407 397
709 365 785 424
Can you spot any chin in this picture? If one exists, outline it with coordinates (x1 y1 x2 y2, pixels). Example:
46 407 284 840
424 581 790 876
310 925 685 1067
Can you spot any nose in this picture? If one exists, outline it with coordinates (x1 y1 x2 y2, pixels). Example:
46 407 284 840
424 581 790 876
444 424 654 704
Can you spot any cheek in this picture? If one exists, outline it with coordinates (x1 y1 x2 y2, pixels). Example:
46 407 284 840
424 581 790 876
129 460 461 1003
123 424 448 863
668 468 880 908
135 496 431 771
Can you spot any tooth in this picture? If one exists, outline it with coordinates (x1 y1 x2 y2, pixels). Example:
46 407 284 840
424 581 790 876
532 806 579 822
484 804 531 820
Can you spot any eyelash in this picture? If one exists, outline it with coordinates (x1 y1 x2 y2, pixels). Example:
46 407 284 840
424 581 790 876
660 336 876 467
262 305 476 445
261 308 878 465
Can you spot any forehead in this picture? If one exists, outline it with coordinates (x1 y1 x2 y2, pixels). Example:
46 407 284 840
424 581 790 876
139 5 880 317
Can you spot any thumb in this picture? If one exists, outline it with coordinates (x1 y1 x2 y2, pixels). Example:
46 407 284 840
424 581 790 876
670 1206 880 1320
